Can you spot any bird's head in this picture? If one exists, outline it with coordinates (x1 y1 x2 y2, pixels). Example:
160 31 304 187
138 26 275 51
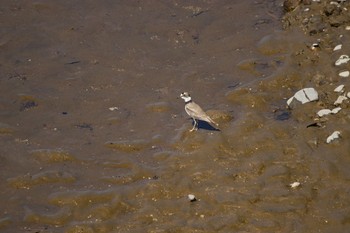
180 92 192 102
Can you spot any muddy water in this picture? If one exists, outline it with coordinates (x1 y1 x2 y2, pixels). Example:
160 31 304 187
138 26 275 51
1 0 350 232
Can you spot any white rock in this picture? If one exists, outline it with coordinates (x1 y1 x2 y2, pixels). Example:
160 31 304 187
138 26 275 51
109 107 119 111
339 71 350 77
335 55 350 66
333 44 342 51
290 182 301 188
326 131 341 144
287 88 318 106
331 107 342 114
346 26 350 31
347 92 350 98
188 194 196 202
334 84 345 93
311 42 319 50
334 95 347 105
317 107 342 117
317 109 332 117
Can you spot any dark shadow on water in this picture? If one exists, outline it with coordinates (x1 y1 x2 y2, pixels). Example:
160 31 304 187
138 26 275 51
190 119 220 131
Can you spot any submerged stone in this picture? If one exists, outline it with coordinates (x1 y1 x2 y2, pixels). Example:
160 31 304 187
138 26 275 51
8 171 75 189
146 102 171 113
19 95 38 111
205 110 233 123
30 149 75 163
105 140 148 152
0 123 14 135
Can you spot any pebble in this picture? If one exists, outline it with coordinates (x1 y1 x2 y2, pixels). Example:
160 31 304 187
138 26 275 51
317 109 332 117
311 42 320 50
287 88 318 106
334 84 345 93
317 107 342 117
346 26 350 30
333 44 342 51
331 107 342 114
188 194 197 202
109 107 119 111
347 92 350 98
326 131 341 143
339 71 350 77
290 182 301 188
334 95 347 105
335 55 350 66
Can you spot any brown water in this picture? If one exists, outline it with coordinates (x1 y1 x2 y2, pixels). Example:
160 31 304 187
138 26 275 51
1 1 350 232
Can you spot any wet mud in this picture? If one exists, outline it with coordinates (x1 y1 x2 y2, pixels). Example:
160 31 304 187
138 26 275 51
1 0 350 232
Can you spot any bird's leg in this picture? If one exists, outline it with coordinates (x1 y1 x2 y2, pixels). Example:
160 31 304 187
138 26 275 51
190 119 197 132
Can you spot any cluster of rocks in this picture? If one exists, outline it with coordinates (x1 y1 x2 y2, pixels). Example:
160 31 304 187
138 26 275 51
284 0 350 144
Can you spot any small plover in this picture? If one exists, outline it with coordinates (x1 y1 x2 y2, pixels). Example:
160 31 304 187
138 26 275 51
180 92 219 131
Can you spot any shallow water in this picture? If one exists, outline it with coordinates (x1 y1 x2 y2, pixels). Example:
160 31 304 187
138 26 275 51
1 0 350 232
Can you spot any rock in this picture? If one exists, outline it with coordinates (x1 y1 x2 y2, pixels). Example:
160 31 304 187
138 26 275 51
326 131 341 143
331 107 342 114
317 107 342 117
317 109 332 117
334 84 345 93
188 194 197 202
333 44 342 51
108 107 119 111
290 181 301 188
287 88 318 106
339 71 349 77
334 95 347 105
335 55 350 66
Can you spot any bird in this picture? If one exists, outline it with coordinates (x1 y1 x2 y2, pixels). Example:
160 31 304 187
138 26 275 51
180 92 219 131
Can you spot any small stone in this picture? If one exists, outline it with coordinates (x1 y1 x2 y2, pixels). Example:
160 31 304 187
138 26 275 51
326 131 341 144
333 44 342 51
317 109 332 117
290 182 301 188
334 95 347 105
331 107 341 114
335 55 350 66
188 194 197 202
334 84 345 93
346 26 350 30
347 92 350 98
109 107 119 111
311 42 320 50
339 71 349 77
